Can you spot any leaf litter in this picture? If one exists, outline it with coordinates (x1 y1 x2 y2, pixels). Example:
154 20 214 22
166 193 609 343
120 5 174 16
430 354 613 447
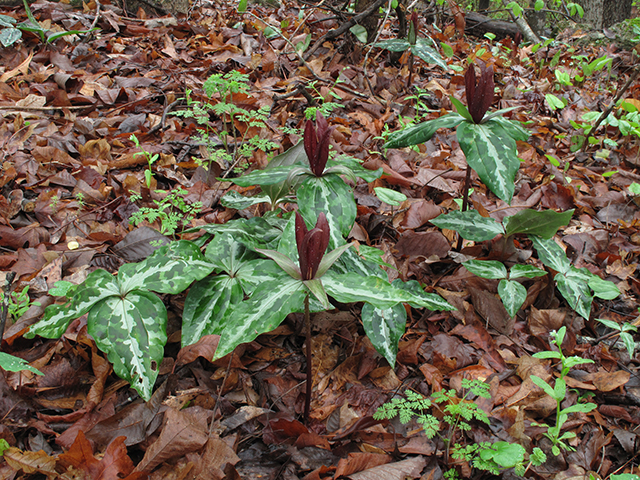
0 0 638 478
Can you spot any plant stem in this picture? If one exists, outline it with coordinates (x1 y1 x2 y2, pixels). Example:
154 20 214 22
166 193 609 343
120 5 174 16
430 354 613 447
304 293 312 423
455 166 472 251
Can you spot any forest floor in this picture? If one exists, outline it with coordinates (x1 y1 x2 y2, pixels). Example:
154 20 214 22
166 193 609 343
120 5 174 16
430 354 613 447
0 0 639 479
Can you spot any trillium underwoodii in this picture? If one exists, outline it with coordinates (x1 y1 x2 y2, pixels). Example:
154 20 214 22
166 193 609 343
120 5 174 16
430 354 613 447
465 61 495 124
256 211 352 309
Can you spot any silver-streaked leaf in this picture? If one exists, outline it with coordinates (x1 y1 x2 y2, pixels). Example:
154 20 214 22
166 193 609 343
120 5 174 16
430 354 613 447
182 274 244 347
228 166 295 187
26 269 119 339
118 240 214 295
361 303 406 367
411 38 448 70
457 119 521 204
529 235 571 274
374 38 410 52
323 271 453 311
431 210 505 242
205 233 256 274
464 260 508 279
88 290 167 401
297 174 356 244
197 216 285 250
509 264 547 279
588 275 620 300
213 278 307 360
385 113 465 149
556 270 592 319
220 190 272 210
498 279 527 318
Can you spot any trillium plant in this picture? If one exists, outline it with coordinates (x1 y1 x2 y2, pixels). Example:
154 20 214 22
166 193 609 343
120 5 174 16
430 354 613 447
28 109 454 410
385 61 529 206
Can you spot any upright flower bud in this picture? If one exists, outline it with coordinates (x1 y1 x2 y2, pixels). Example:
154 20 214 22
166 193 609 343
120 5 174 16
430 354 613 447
303 112 333 177
408 11 418 46
295 212 330 281
465 62 495 124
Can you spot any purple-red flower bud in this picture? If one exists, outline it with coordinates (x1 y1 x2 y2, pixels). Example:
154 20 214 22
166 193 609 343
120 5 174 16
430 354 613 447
304 112 333 177
408 11 418 45
295 211 330 281
465 62 495 124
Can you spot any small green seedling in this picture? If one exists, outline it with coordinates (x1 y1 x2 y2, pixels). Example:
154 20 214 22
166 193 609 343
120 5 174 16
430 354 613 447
0 286 40 322
531 327 597 456
130 134 159 189
596 318 638 359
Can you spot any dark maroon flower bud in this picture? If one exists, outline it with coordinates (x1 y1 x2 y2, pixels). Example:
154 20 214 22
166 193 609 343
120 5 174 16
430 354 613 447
514 32 522 49
408 11 419 45
295 211 330 281
304 112 333 177
465 62 495 124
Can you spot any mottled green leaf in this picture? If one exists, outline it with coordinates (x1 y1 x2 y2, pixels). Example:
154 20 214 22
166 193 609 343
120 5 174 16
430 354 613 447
556 269 593 319
487 115 530 141
374 38 410 52
329 155 382 183
323 272 453 311
498 279 527 318
392 279 455 311
464 260 507 279
297 174 356 244
503 209 574 239
213 276 307 359
88 290 167 401
411 38 448 70
457 119 521 204
0 27 21 47
27 269 118 339
350 24 368 43
509 264 547 279
205 233 257 273
0 352 43 375
118 241 213 295
228 166 296 187
220 190 272 210
182 274 244 347
385 113 465 149
197 216 285 250
431 210 504 242
529 235 571 274
361 302 406 367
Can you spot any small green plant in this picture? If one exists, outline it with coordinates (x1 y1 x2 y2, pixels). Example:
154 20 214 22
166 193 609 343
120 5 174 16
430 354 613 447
374 11 448 84
463 260 547 317
0 438 9 455
173 71 278 175
0 0 98 47
74 191 85 209
374 379 546 476
531 326 598 456
0 286 40 322
130 134 159 189
432 208 620 319
385 61 529 204
129 188 202 236
596 318 638 359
